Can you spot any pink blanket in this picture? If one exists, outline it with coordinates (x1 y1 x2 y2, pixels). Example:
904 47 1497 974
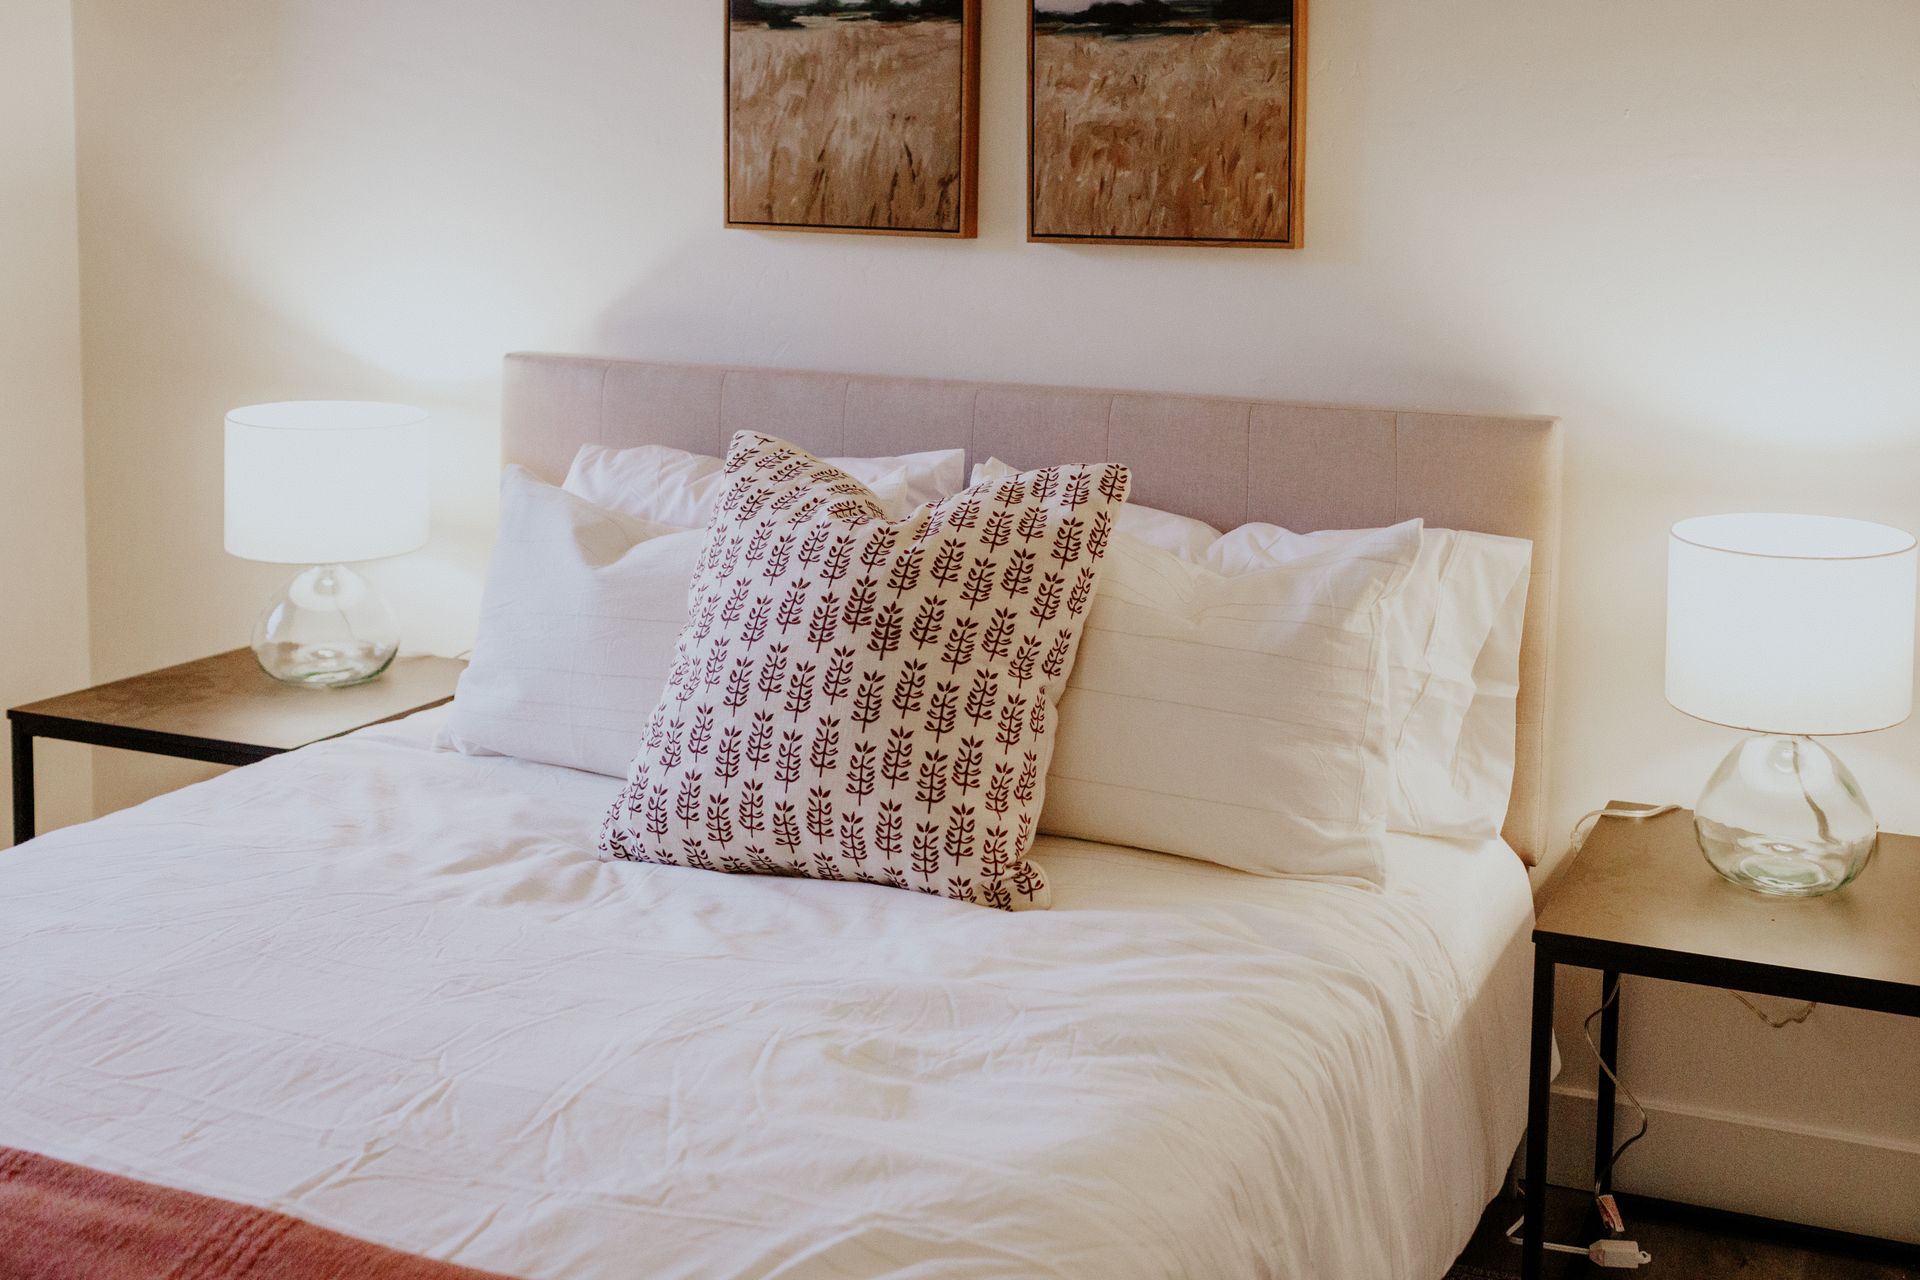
0 1148 518 1280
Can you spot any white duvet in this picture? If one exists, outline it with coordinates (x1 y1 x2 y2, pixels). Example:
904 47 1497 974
0 711 1532 1280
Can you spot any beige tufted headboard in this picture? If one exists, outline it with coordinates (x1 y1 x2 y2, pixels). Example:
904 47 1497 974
501 353 1562 863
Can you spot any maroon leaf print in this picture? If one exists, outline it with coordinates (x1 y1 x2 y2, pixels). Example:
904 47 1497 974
821 647 854 702
675 774 703 824
929 539 966 587
809 718 840 775
884 546 924 598
1041 630 1073 681
774 732 804 790
850 670 886 728
941 617 979 673
881 726 915 790
775 580 810 632
980 608 1018 661
821 533 855 584
951 738 984 793
714 727 742 783
984 763 1013 816
911 821 941 882
756 643 790 699
846 740 877 799
1030 572 1064 625
807 597 841 650
741 596 773 645
706 796 735 845
1000 548 1036 597
1068 565 1097 617
772 802 802 857
924 682 959 739
915 750 950 813
866 602 904 659
784 662 816 722
842 577 878 631
979 508 1014 552
805 786 834 842
995 694 1027 752
891 660 928 717
964 670 999 725
907 596 946 650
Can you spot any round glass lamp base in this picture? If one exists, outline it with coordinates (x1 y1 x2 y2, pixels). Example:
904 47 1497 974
252 564 399 688
1693 734 1876 897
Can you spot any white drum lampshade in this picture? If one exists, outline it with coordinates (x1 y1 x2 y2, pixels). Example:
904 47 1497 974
1665 513 1917 896
223 401 431 687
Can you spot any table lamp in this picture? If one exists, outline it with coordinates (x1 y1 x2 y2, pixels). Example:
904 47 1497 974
224 401 430 687
1666 513 1917 896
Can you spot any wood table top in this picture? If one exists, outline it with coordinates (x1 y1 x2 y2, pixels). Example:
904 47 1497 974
9 649 466 753
1537 803 1920 994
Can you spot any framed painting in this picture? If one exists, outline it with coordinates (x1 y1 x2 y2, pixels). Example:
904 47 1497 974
1028 0 1305 248
726 0 980 238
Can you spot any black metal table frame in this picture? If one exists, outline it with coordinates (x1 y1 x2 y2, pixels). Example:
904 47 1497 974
9 711 283 846
1523 932 1920 1279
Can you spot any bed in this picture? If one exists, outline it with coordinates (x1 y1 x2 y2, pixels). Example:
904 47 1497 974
0 356 1562 1279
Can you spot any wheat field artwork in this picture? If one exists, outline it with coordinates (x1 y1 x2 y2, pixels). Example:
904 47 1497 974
727 1 978 237
1031 0 1301 246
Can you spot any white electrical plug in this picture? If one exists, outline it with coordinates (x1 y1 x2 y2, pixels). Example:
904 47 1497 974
1589 1239 1651 1268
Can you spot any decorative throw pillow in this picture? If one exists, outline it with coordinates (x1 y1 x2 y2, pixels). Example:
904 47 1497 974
598 433 1131 910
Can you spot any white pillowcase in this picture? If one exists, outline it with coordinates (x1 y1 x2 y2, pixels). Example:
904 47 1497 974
1206 524 1532 840
972 458 1220 559
572 443 966 526
440 468 699 777
975 460 1533 843
1043 523 1424 884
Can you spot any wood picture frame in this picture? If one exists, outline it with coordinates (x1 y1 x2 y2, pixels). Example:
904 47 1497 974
1027 0 1306 249
725 0 980 239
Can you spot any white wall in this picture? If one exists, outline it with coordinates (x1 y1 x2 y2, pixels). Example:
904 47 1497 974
1 0 92 845
70 0 1920 1239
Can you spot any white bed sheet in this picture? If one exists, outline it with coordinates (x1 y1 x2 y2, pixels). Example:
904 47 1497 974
0 710 1533 1280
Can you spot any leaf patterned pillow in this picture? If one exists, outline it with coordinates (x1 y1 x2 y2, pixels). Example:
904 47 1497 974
598 433 1131 910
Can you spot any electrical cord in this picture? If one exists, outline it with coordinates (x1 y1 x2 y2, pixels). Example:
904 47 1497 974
1583 978 1648 1191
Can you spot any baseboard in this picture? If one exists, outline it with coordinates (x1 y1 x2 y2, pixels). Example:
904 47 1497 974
1548 1084 1920 1245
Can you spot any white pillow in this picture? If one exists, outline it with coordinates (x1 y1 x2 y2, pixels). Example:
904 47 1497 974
979 460 1533 842
1042 523 1424 883
972 457 1219 559
1206 524 1532 839
571 443 965 526
439 468 699 776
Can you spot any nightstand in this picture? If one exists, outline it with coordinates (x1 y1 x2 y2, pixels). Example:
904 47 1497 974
1520 804 1920 1278
7 648 465 845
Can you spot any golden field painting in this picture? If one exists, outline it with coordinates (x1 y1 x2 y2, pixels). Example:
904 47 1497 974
1031 1 1300 246
727 2 976 236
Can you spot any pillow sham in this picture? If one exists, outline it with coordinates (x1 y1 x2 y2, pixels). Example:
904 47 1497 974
1206 524 1532 839
439 468 701 777
599 434 1132 910
1042 523 1423 884
569 443 966 526
977 459 1532 841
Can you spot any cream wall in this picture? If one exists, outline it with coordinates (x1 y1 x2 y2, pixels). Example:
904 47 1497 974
1 0 92 845
70 0 1920 1239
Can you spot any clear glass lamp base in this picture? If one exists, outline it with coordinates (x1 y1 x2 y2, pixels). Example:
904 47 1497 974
1694 734 1876 897
252 563 399 688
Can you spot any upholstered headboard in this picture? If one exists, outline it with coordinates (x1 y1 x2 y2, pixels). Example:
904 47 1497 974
501 353 1562 863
